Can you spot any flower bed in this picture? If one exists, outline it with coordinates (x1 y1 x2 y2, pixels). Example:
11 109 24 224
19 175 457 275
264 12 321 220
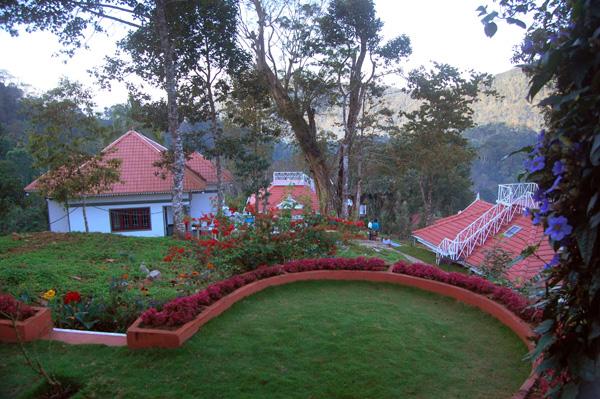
139 257 387 329
391 262 541 323
0 294 53 342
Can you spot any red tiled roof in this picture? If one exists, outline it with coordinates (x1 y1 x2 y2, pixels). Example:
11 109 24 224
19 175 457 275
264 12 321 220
412 199 555 284
186 152 233 185
25 131 230 196
248 184 320 215
412 200 495 247
466 214 554 284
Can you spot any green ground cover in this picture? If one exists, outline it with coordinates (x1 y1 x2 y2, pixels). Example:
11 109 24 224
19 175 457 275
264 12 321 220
0 232 190 302
0 281 529 399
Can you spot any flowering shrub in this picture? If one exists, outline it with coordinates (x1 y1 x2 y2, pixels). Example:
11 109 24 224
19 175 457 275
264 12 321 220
326 216 367 239
185 210 339 274
391 262 540 323
140 257 386 328
0 294 37 321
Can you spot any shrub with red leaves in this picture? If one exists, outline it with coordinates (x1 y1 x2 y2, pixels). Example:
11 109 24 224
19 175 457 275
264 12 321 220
0 294 37 321
391 261 539 323
139 257 386 328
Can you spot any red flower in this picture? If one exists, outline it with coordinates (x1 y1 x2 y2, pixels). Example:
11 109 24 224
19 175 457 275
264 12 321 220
177 247 185 254
164 255 173 262
212 228 219 235
64 291 81 305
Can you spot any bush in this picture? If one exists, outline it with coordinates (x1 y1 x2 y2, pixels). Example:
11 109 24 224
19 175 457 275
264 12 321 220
187 211 339 275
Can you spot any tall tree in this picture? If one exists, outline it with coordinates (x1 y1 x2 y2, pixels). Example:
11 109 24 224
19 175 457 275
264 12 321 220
244 0 338 214
106 0 248 215
319 0 411 217
23 80 122 233
177 0 249 213
390 63 496 225
0 0 188 237
225 68 281 211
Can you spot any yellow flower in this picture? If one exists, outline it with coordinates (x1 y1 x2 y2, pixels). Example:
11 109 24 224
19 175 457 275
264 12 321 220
42 289 56 301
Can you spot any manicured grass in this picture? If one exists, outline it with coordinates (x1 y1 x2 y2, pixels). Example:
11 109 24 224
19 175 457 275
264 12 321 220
0 281 530 398
0 232 192 302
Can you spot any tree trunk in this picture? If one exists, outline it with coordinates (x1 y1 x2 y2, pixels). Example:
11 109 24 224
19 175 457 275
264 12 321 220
82 198 89 233
337 37 369 218
354 148 363 220
418 177 432 226
156 0 185 238
255 188 260 213
341 142 349 218
207 84 224 215
251 0 336 215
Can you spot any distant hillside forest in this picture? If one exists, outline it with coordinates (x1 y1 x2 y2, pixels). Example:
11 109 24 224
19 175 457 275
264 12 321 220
0 67 540 235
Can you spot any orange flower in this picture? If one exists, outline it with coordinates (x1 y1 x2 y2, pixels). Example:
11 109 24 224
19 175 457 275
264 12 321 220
122 273 129 280
191 271 199 276
207 263 214 270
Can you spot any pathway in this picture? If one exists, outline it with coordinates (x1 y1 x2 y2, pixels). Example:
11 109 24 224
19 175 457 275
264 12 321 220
352 240 422 264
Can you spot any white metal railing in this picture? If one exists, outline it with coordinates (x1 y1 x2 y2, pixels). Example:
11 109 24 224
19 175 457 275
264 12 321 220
272 172 315 190
436 183 538 263
498 183 538 206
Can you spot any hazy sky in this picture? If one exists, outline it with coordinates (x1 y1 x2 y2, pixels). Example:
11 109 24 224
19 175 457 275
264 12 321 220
0 0 526 110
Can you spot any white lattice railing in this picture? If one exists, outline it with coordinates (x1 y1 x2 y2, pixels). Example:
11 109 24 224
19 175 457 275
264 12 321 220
272 172 315 190
436 183 538 263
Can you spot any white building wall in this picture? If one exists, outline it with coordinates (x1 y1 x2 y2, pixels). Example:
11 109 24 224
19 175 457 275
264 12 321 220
47 193 216 237
68 202 170 237
66 194 183 237
47 200 70 232
190 192 216 217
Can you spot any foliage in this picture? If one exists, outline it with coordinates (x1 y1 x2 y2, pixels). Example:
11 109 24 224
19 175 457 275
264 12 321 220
481 1 600 395
187 211 339 275
0 294 36 321
141 257 387 328
465 123 536 201
480 242 514 281
392 261 540 323
224 68 280 206
24 80 122 232
318 0 411 217
381 63 495 225
0 233 194 304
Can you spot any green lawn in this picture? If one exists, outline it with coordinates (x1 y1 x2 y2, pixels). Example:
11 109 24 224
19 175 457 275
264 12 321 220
0 232 192 302
0 281 529 399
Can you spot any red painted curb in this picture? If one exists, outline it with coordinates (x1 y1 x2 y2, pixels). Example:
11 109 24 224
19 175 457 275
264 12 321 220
0 307 53 343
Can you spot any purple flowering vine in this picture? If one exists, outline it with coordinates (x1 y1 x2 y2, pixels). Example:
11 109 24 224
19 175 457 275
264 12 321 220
525 155 545 173
552 160 564 176
544 254 560 270
544 216 573 242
